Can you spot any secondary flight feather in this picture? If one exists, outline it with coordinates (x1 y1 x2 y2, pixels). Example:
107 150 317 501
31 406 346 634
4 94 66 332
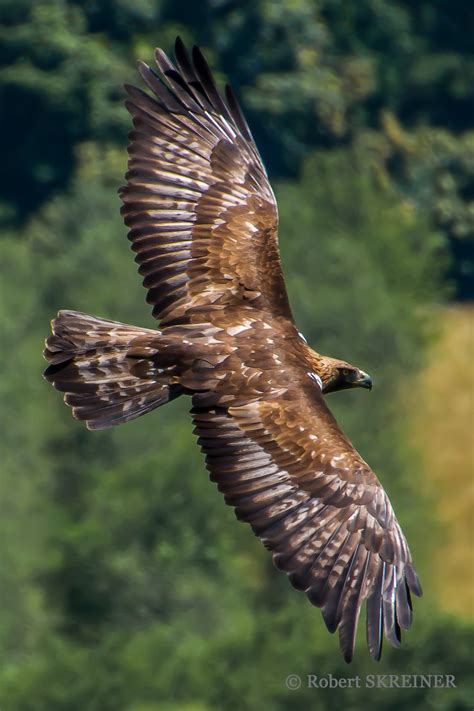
43 37 422 662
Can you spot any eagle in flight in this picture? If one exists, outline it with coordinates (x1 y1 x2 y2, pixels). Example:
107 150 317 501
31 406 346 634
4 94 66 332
44 37 422 662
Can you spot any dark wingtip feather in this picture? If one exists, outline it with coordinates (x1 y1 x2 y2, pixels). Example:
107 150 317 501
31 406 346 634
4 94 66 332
371 638 383 662
154 47 173 70
174 36 195 81
383 595 402 648
396 579 413 630
123 83 151 104
225 83 253 142
343 647 354 664
123 82 135 96
405 564 423 597
339 618 357 664
191 44 231 119
137 59 150 74
154 49 204 112
174 35 186 56
366 566 384 660
137 60 159 93
321 605 339 633
335 549 370 663
43 358 73 377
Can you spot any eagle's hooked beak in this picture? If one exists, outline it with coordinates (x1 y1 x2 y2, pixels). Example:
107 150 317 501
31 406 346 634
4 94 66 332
355 370 373 390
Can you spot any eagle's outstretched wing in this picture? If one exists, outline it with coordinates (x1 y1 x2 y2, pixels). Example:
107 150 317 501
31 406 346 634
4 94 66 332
192 382 422 662
120 37 292 326
118 37 422 662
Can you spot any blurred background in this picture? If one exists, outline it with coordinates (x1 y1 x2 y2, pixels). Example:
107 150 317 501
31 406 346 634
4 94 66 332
0 1 473 709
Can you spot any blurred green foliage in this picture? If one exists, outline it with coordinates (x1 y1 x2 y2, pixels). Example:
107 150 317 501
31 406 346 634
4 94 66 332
0 1 473 709
1 0 472 294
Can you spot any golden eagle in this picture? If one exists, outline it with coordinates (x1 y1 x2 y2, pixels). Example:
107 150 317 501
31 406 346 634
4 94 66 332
43 38 422 662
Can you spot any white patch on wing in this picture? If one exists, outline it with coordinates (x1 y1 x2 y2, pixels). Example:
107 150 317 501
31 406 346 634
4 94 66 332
227 320 253 336
308 371 323 390
298 330 308 344
245 221 259 233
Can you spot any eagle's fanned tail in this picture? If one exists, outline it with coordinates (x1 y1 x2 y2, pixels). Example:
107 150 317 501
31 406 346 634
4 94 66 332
44 310 182 430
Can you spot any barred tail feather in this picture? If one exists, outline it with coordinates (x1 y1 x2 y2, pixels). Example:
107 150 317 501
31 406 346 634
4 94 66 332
44 311 182 430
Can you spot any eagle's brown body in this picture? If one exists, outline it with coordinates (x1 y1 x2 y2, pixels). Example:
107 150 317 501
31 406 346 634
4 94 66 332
44 38 421 663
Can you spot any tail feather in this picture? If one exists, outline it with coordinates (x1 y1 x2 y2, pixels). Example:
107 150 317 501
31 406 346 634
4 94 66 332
44 311 182 429
44 310 159 364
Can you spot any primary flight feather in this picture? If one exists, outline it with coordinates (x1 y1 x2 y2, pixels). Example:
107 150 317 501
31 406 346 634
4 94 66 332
43 37 422 662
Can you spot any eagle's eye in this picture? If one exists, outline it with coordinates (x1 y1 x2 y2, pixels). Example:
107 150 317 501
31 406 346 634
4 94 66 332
341 368 351 377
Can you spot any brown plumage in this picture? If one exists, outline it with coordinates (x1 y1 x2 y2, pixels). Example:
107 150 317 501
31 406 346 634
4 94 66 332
43 37 421 662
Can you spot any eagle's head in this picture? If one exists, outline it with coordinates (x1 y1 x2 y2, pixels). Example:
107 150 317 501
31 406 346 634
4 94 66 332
318 356 373 394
